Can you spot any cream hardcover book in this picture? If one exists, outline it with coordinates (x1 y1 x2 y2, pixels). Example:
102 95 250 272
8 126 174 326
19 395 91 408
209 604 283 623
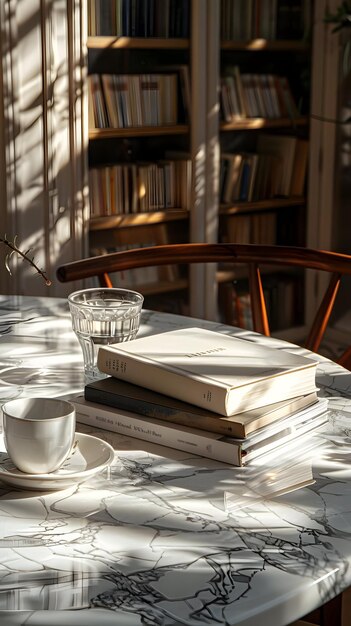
97 327 318 417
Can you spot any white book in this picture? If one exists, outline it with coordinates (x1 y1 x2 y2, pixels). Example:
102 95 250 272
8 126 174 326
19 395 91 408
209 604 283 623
73 396 328 467
97 327 318 417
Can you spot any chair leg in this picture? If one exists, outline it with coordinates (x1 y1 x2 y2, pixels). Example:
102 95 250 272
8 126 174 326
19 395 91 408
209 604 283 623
289 592 344 626
320 593 342 625
341 587 351 626
337 346 351 370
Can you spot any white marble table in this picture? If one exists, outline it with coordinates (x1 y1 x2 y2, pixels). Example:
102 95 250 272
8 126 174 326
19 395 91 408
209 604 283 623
1 295 351 626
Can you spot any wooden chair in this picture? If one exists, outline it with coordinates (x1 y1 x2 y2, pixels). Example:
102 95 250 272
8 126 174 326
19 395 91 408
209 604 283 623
57 242 351 624
56 242 351 368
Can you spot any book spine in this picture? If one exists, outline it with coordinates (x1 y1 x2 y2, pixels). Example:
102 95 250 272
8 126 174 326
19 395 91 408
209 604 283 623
74 400 242 466
97 349 229 415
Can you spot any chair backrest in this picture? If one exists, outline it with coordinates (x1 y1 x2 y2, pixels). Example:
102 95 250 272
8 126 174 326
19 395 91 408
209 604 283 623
56 242 351 363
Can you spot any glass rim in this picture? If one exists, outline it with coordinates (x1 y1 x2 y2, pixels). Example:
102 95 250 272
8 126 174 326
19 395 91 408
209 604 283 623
68 287 144 308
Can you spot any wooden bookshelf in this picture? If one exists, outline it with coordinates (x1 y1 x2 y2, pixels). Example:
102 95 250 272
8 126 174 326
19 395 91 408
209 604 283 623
87 37 189 50
217 264 302 283
220 118 309 131
89 126 189 139
89 210 189 230
85 0 315 329
219 198 306 216
221 40 310 52
135 278 188 296
215 0 313 332
85 0 204 312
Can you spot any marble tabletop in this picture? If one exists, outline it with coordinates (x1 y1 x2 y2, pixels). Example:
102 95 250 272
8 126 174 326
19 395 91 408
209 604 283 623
1 294 351 626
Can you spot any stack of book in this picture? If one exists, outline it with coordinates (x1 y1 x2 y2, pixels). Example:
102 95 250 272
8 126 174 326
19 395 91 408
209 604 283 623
73 327 329 469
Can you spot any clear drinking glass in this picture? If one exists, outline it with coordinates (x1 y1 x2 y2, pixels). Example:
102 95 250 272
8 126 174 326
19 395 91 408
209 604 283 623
68 287 144 382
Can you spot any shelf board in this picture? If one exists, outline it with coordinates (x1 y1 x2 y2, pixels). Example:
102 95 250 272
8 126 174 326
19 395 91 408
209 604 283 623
221 39 310 52
89 210 189 231
220 197 305 215
89 125 189 139
220 117 308 131
89 201 304 229
217 264 302 283
87 37 309 52
87 37 189 49
127 278 188 296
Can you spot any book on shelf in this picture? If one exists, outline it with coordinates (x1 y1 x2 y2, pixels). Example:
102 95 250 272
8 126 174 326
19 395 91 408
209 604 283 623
88 0 190 38
290 138 309 196
90 72 180 129
221 153 243 203
85 376 319 438
220 145 300 203
232 65 248 117
154 64 191 123
96 327 318 417
73 395 328 467
275 75 300 120
224 214 251 244
256 134 302 197
220 68 299 122
220 76 243 121
88 74 109 129
233 289 253 329
240 153 260 202
220 275 300 332
222 213 277 245
240 74 261 118
220 152 267 204
90 222 179 288
88 158 191 216
164 150 192 209
220 0 309 41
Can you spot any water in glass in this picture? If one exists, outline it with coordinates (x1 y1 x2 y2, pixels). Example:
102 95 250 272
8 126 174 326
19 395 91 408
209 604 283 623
68 288 143 382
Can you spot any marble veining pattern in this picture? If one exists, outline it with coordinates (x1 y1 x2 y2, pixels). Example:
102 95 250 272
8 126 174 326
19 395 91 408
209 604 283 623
1 296 351 625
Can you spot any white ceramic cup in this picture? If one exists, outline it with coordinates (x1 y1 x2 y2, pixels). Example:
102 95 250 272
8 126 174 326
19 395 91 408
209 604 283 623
2 398 76 474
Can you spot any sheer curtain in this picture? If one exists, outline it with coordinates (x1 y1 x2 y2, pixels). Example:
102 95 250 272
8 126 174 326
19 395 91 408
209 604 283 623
0 0 88 296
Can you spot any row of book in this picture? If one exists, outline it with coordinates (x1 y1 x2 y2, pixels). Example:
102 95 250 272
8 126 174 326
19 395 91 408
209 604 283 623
88 73 181 129
90 220 179 289
220 134 308 203
88 0 190 38
89 68 299 131
222 213 277 246
88 0 309 42
89 158 191 216
73 327 328 475
88 135 307 219
221 276 301 331
220 0 312 41
91 235 179 290
221 70 299 121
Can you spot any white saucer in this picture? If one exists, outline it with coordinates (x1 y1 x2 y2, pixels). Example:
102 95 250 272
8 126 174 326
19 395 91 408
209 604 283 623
0 433 115 491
